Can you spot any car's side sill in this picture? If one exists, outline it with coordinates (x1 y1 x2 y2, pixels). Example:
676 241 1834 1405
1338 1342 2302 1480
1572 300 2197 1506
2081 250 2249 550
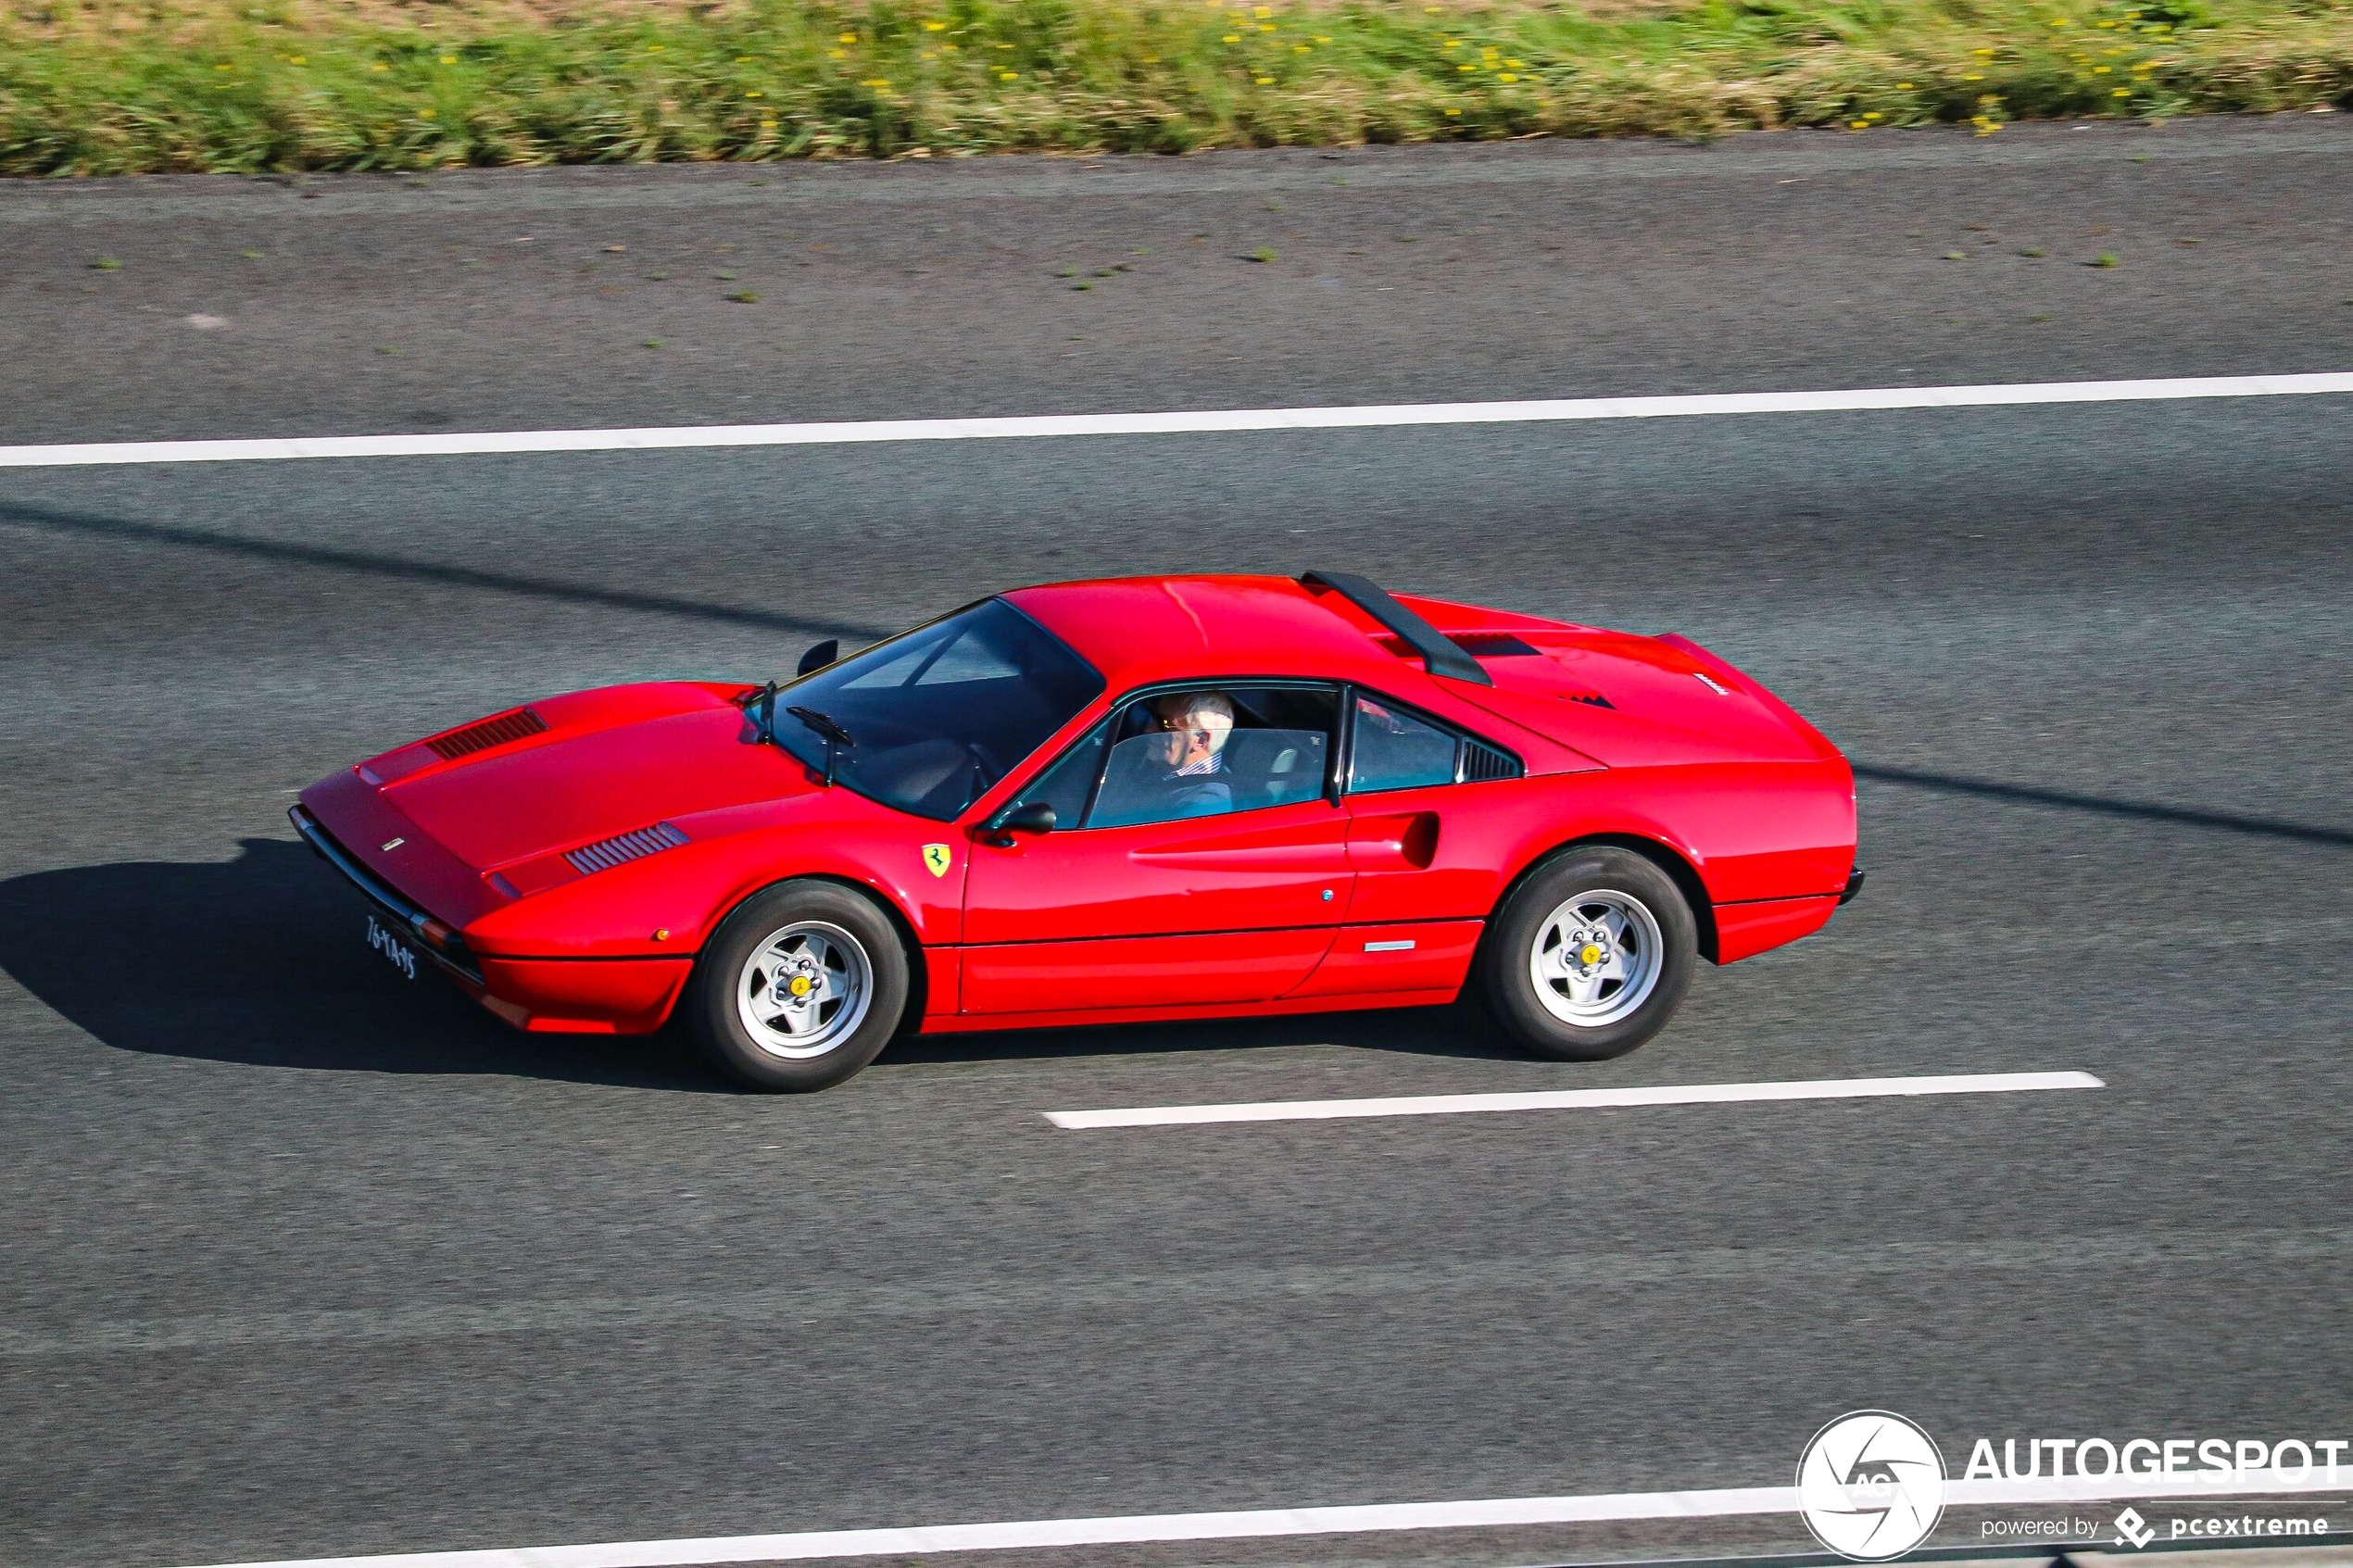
916 988 1461 1035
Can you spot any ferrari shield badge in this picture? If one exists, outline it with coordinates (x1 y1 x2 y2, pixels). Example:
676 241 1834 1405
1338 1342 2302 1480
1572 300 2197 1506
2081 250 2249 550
922 843 953 878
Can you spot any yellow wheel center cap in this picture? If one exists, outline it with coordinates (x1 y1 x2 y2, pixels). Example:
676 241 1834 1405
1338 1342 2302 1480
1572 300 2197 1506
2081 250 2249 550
1579 943 1604 967
788 974 813 997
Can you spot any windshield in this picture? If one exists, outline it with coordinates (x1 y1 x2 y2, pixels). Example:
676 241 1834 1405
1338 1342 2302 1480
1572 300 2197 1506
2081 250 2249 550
770 598 1103 821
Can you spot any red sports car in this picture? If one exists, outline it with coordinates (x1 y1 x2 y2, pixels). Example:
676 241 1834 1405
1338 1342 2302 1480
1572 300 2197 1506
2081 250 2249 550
294 571 1860 1091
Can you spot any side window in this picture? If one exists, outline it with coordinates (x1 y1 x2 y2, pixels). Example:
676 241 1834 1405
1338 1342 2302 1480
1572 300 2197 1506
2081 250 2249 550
1348 695 1465 794
1081 686 1340 830
1003 720 1109 827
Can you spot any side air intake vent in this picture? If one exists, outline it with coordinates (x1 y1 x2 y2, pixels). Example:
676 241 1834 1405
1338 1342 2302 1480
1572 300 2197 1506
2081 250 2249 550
1459 741 1523 784
565 822 689 876
426 708 548 760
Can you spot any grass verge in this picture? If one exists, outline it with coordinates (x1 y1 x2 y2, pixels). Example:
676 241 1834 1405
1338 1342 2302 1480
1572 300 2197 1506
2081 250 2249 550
5 0 2352 175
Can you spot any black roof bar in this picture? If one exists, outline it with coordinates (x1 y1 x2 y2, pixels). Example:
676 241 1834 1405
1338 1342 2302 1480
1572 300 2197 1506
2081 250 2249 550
1301 570 1493 686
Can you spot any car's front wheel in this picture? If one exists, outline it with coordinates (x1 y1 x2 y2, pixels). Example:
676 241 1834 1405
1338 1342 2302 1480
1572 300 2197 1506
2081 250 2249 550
685 880 910 1092
1478 846 1697 1061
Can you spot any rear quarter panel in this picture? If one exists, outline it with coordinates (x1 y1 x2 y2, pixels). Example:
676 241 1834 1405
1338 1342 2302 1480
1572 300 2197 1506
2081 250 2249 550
1617 759 1856 905
1350 759 1851 921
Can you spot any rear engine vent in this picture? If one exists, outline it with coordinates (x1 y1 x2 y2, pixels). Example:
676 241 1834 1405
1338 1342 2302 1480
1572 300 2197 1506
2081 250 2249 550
1375 633 1541 662
426 707 548 760
1459 741 1524 783
565 822 689 876
1449 633 1541 658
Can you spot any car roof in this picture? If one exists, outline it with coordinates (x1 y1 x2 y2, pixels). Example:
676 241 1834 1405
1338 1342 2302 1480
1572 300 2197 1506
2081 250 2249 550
1001 573 1574 695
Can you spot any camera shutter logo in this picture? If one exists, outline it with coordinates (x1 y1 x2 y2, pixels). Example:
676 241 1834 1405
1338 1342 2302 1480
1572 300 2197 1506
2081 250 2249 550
1797 1410 1948 1561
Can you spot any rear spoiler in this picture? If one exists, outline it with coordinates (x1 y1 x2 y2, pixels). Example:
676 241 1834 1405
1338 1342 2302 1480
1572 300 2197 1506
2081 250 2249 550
1301 570 1492 686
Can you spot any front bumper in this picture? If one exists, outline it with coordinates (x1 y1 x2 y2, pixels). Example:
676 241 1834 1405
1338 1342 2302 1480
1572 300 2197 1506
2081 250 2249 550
292 804 688 1034
290 805 484 985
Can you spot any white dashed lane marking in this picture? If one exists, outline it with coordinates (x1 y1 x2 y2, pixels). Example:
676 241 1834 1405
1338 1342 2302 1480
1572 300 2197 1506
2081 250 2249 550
1044 1071 2106 1129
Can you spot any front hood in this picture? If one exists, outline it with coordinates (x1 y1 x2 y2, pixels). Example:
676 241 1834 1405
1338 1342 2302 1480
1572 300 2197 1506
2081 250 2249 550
1450 630 1837 767
367 682 815 872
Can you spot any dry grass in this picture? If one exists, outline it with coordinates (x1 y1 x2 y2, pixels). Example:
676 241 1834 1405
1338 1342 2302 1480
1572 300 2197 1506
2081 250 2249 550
4 0 2350 175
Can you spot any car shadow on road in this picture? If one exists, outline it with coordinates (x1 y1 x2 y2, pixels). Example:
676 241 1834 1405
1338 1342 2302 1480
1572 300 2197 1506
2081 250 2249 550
0 837 1525 1088
0 836 724 1091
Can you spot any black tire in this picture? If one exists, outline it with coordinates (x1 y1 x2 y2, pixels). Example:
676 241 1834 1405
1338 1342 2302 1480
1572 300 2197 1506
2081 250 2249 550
684 880 911 1092
1477 846 1697 1062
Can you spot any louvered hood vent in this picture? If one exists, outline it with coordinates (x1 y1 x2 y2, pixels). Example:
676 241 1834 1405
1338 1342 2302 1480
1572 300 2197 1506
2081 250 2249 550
565 822 690 876
426 707 548 759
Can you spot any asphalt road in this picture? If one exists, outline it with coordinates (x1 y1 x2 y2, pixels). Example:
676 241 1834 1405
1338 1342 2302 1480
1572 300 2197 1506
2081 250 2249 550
4 119 2351 1568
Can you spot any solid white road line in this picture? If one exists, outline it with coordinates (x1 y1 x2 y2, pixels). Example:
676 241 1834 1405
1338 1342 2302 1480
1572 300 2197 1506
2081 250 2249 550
1045 1070 2105 1129
6 372 2351 468
174 1466 2341 1568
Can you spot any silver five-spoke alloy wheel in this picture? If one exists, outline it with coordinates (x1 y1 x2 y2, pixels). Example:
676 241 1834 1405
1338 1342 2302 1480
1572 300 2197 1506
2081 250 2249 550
1529 888 1664 1027
736 921 873 1060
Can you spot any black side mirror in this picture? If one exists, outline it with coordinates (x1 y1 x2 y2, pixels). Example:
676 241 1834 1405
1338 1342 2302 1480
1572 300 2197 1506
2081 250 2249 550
981 801 1056 846
797 639 839 677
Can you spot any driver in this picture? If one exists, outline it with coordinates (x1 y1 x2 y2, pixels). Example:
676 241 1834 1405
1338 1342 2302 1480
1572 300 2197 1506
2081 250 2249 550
1152 691 1236 816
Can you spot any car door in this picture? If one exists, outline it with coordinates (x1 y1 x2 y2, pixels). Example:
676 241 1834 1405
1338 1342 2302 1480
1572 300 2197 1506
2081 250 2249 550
959 684 1353 1014
1290 689 1524 1000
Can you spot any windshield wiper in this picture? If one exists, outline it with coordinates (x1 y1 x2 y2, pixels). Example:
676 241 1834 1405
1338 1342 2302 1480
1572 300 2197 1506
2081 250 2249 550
786 705 857 787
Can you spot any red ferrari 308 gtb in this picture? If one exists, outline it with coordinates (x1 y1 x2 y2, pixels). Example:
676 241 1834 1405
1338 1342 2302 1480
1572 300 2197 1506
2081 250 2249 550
294 571 1861 1091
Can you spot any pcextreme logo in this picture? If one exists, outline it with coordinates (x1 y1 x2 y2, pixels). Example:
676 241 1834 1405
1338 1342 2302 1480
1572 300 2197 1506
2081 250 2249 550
1798 1411 1948 1562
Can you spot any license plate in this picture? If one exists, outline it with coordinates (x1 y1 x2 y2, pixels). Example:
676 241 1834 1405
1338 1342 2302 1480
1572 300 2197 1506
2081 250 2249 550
366 914 419 980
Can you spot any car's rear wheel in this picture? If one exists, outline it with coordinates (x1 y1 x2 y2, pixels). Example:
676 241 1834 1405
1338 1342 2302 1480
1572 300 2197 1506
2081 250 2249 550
686 881 909 1092
1478 846 1696 1061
